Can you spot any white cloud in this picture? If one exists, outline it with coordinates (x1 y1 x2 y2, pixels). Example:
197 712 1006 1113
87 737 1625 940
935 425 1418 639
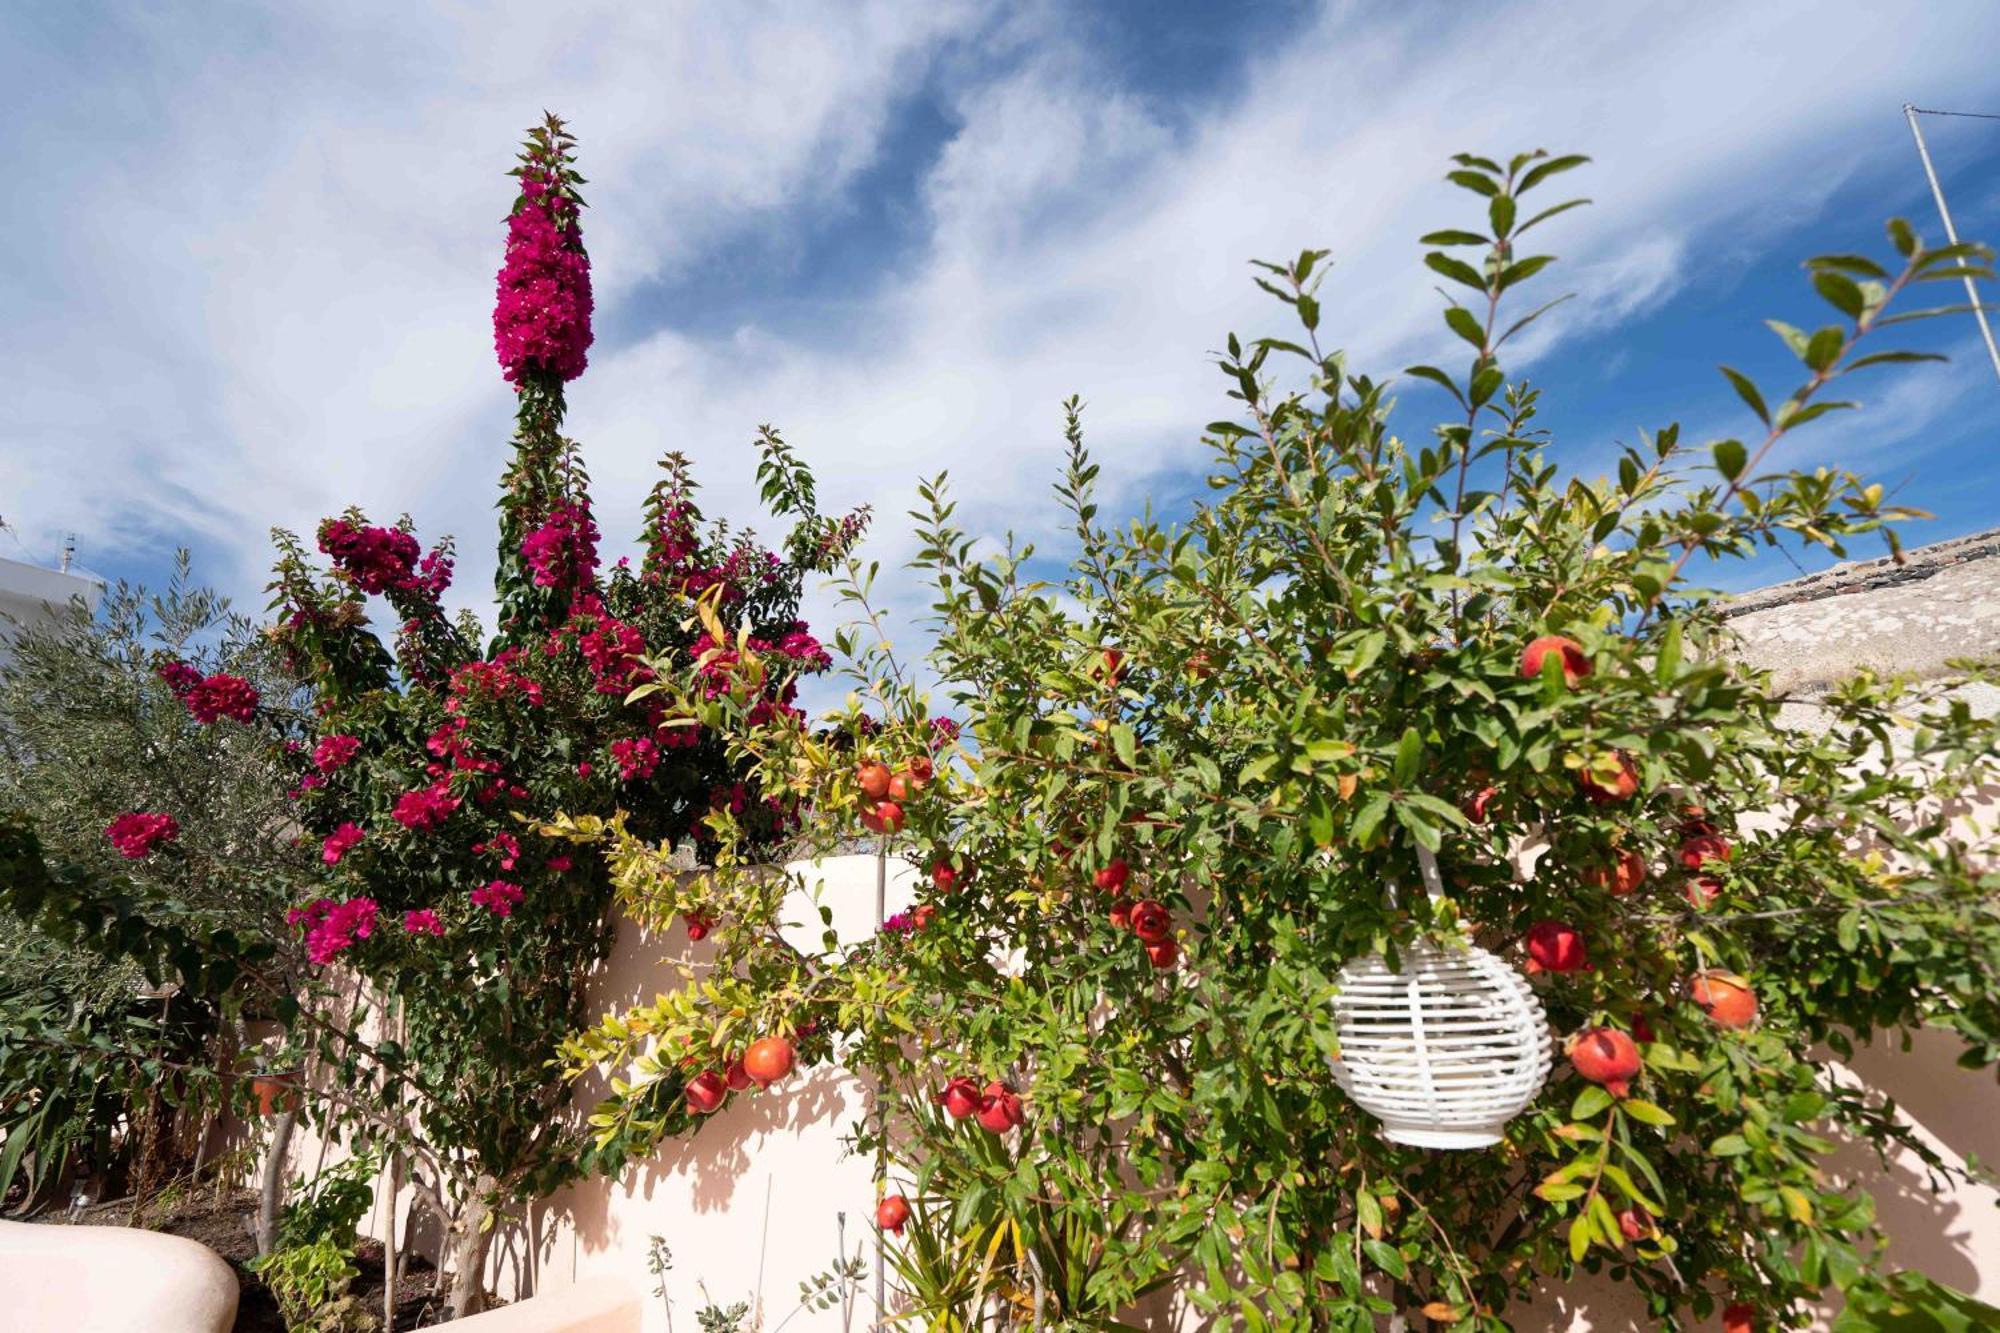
6 0 1999 682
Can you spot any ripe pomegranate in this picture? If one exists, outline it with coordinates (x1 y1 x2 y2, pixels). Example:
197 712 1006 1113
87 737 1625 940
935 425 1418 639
1108 898 1133 932
743 1036 796 1086
932 862 959 892
1685 875 1723 910
1101 648 1125 687
1524 921 1588 974
887 772 911 801
1463 785 1501 825
725 1057 752 1092
1616 1205 1652 1241
685 914 713 942
876 1194 911 1234
856 762 891 801
685 1071 727 1114
912 903 937 931
1582 847 1647 896
1688 971 1757 1029
976 1080 1023 1133
1146 938 1179 971
1520 634 1591 687
939 1077 981 1120
1130 900 1172 945
1679 833 1732 870
1722 1302 1755 1333
1577 751 1639 804
1631 1012 1657 1044
1094 858 1130 892
1568 1027 1642 1098
859 800 906 835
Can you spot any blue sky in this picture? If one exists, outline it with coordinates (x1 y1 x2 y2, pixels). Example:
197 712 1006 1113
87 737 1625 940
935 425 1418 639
3 1 1998 652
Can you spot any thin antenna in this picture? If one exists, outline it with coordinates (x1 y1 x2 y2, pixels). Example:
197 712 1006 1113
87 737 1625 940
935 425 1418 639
60 533 76 573
1903 103 2000 387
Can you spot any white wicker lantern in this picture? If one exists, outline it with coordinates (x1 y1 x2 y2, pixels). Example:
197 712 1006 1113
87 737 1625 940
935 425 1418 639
1329 848 1552 1149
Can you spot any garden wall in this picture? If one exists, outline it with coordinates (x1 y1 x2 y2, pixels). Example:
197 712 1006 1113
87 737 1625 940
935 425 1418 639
278 532 2000 1332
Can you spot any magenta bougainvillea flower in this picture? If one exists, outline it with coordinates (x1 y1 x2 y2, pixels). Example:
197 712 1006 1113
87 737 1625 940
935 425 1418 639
391 781 461 832
321 821 365 865
184 673 260 724
471 879 524 916
492 165 593 384
611 736 659 782
402 908 445 937
319 518 422 595
293 895 379 965
313 733 361 772
155 659 202 697
521 500 600 592
105 811 180 858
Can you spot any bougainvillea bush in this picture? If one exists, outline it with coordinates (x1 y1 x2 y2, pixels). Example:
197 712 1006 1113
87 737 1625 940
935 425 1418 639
264 115 860 1315
569 152 2000 1331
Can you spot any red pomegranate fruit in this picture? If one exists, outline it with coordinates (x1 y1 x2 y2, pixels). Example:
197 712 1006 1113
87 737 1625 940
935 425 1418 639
1093 858 1130 892
1685 875 1723 910
1568 1027 1642 1098
1616 1205 1652 1241
1524 921 1588 974
1582 847 1647 897
856 761 891 801
1688 971 1758 1029
685 914 713 942
939 1077 981 1120
1520 634 1591 687
976 1081 1023 1133
859 800 905 835
1722 1302 1755 1333
876 1194 911 1233
1577 751 1640 804
685 1071 727 1114
1146 938 1179 971
725 1058 752 1092
743 1036 796 1086
1679 832 1732 871
1108 898 1133 932
1129 900 1172 945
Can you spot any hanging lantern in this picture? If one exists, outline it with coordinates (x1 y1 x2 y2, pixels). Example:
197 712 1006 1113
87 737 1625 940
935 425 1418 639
1328 847 1552 1149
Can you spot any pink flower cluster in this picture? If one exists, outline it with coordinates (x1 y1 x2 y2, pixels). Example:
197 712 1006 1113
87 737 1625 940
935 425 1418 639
611 736 659 782
471 879 524 916
521 500 600 592
318 519 422 595
403 908 445 937
446 651 544 711
156 660 202 697
290 895 379 965
493 171 593 384
105 811 179 859
185 673 260 724
391 781 460 832
313 733 361 772
930 717 962 744
773 625 830 672
321 822 365 865
473 831 522 870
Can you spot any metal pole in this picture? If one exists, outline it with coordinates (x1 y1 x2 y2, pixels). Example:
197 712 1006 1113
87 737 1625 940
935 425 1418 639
1904 103 2000 386
873 840 887 1330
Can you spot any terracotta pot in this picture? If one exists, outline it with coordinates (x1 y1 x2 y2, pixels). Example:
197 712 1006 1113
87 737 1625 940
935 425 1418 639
249 1072 300 1117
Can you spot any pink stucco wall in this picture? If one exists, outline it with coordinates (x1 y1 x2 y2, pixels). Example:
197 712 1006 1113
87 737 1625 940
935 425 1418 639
275 846 1997 1330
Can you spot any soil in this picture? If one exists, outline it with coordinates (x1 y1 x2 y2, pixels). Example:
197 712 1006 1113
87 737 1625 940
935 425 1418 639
40 1188 453 1330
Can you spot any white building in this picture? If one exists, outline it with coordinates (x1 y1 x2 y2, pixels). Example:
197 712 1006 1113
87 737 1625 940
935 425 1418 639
0 552 103 665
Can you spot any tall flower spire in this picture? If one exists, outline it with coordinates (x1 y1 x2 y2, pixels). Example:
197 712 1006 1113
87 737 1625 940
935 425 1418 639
493 113 593 386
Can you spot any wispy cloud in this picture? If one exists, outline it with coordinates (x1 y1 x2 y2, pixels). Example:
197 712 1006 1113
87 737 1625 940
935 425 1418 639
5 0 1998 672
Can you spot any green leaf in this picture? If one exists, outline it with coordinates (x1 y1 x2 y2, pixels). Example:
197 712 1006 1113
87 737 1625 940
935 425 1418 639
1445 170 1498 198
1805 325 1846 372
1444 305 1487 348
1426 252 1489 292
1571 1086 1613 1120
1712 439 1747 481
1403 364 1468 407
1621 1099 1675 1128
1392 727 1423 786
1498 255 1556 290
1887 217 1919 257
1568 1215 1593 1262
1767 319 1811 360
1718 367 1769 425
1420 229 1489 247
1520 154 1590 193
1813 270 1867 319
1362 1239 1408 1279
1516 196 1591 235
